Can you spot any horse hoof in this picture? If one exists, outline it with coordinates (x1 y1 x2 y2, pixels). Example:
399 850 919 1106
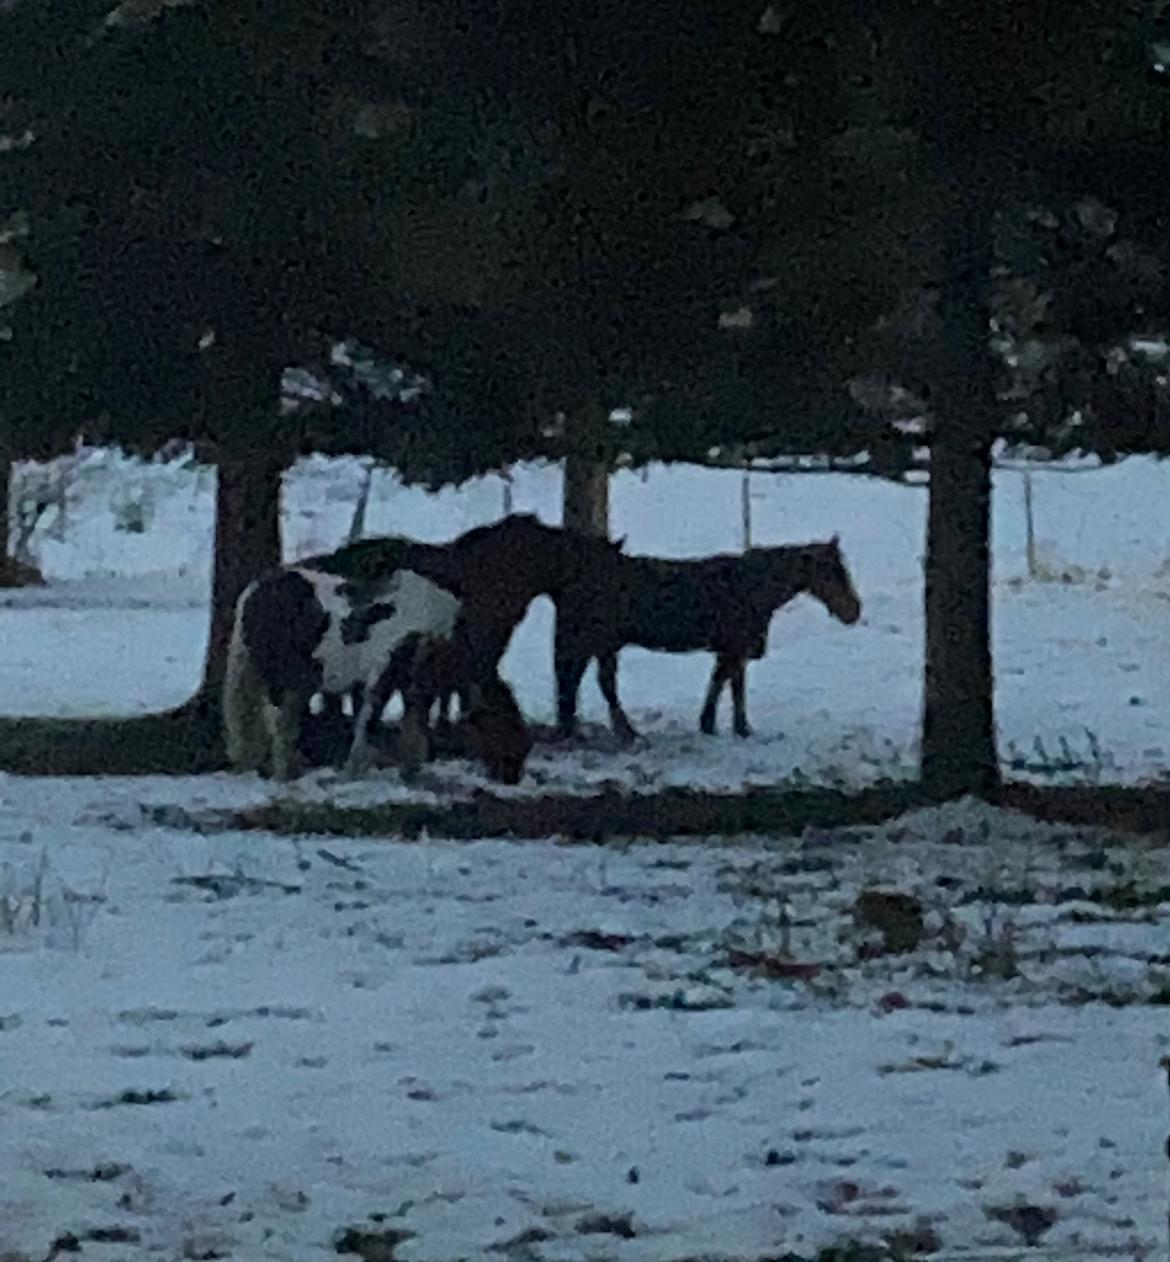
699 720 716 736
734 726 752 740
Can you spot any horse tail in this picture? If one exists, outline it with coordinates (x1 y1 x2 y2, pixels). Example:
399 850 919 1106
222 586 269 772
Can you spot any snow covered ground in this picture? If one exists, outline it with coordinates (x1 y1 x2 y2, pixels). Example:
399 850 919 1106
0 451 1168 1260
0 787 1167 1261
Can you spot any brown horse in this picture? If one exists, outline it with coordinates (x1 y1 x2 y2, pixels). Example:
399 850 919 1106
300 513 624 752
554 535 862 742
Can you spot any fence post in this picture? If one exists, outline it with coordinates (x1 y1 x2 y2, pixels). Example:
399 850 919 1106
741 464 752 550
1023 469 1038 580
345 460 375 545
1161 1054 1169 1256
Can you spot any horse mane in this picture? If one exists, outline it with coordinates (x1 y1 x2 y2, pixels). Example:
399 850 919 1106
563 526 626 560
744 536 840 561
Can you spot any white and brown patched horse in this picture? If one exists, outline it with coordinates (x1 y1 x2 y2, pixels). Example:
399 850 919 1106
222 562 531 783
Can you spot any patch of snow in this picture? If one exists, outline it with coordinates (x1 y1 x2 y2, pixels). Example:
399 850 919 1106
0 788 1164 1259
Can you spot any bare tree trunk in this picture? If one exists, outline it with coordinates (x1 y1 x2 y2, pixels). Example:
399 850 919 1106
921 219 999 800
556 405 610 733
201 456 283 701
563 403 610 539
0 447 42 587
563 453 609 537
0 447 9 566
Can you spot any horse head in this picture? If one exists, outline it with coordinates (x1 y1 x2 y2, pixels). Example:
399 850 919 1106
462 675 533 784
809 536 861 625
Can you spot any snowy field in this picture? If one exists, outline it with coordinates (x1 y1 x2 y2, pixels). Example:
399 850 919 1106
0 451 1168 1260
0 787 1167 1260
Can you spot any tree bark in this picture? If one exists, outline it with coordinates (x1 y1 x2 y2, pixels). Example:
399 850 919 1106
563 453 609 538
201 456 283 701
562 404 611 538
0 448 41 587
0 448 8 565
920 220 999 801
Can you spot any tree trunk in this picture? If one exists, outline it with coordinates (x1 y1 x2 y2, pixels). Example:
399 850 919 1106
563 453 609 537
922 419 996 798
920 220 999 801
201 456 283 701
0 448 41 587
561 402 610 538
0 448 8 564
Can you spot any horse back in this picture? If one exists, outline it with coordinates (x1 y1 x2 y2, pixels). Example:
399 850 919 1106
311 568 460 692
300 536 469 604
617 554 771 651
299 536 413 581
392 543 466 599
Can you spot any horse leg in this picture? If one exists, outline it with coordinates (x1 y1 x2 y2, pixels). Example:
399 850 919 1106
396 695 431 779
462 676 532 784
596 650 638 744
222 614 270 772
554 648 590 740
395 647 437 776
266 689 304 781
729 657 752 738
699 655 733 736
345 672 396 777
434 687 457 739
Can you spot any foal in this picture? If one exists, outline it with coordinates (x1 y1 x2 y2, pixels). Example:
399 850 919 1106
554 535 862 742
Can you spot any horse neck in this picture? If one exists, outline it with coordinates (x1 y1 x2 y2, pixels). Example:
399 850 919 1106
405 541 464 590
500 534 567 602
754 546 811 611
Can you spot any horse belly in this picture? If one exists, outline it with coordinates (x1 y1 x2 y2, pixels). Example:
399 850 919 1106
625 598 725 653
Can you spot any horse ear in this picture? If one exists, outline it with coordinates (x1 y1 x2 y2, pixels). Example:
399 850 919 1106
613 535 628 552
829 532 840 547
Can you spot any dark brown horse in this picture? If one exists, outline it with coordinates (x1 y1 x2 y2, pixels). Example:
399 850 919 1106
300 513 624 750
554 535 862 742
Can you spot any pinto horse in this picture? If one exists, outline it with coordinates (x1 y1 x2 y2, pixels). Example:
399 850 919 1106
302 514 625 729
554 535 862 742
222 562 531 783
